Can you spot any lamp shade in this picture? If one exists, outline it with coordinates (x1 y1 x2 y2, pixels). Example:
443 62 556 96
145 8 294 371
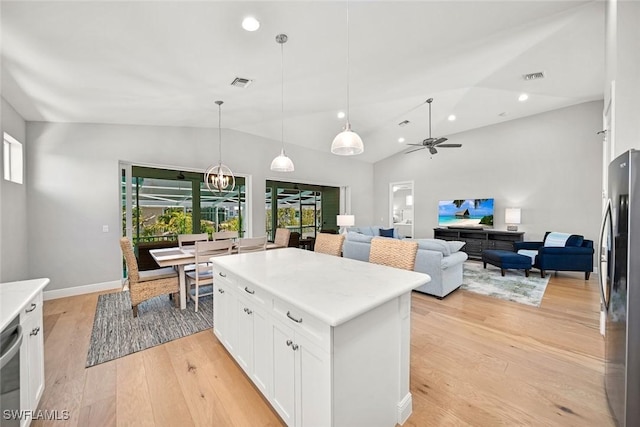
505 208 521 224
270 149 295 172
336 214 355 227
331 123 364 156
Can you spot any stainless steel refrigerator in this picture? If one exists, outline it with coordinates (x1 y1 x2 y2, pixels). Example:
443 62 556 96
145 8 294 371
600 149 640 427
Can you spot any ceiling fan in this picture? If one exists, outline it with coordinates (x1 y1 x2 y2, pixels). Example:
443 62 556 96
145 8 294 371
405 98 462 155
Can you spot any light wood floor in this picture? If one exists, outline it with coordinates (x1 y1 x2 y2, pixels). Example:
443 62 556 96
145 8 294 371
34 270 614 427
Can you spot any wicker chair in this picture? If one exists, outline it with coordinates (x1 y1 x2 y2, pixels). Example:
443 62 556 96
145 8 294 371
212 230 239 241
369 237 418 271
185 240 233 312
237 236 268 253
273 228 291 247
119 237 180 317
314 233 345 257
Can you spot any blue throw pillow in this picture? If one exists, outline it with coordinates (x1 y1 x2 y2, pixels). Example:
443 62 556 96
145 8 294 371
379 228 394 238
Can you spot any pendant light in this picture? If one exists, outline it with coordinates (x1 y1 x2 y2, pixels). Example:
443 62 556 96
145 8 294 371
270 33 295 172
331 0 364 156
204 100 235 193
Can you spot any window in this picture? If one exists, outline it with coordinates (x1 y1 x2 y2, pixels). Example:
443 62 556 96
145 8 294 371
3 132 23 184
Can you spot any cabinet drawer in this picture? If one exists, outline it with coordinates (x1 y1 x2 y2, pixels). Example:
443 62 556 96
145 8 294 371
273 298 330 352
235 281 268 307
20 292 43 324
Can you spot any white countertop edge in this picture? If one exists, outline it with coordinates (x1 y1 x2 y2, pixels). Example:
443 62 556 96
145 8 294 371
1 278 50 330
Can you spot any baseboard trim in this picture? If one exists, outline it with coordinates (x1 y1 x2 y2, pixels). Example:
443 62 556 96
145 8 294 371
397 392 412 425
44 280 122 301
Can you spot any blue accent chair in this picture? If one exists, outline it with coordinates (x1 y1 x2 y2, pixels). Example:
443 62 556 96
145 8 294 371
513 232 594 280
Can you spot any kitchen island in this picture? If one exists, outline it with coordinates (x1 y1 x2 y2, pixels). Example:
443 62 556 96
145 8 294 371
210 248 430 427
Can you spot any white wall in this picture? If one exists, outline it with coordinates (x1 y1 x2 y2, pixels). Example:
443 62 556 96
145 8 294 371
373 101 603 244
1 97 29 282
25 122 373 291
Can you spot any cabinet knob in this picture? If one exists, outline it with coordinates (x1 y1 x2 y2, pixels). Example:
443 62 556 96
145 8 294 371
244 286 255 295
218 272 226 277
286 311 303 323
30 327 40 336
217 288 225 294
291 344 299 351
286 339 293 347
25 303 37 313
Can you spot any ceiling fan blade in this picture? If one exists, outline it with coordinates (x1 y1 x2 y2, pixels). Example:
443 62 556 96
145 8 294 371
438 143 462 148
405 147 426 154
429 147 438 155
432 137 449 146
406 143 425 146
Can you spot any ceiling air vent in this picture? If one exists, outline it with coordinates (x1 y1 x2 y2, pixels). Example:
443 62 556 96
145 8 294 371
230 77 253 88
398 120 410 127
523 71 545 81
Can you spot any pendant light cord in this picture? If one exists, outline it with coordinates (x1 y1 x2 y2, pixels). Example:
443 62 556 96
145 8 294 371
346 0 351 125
218 103 222 163
281 40 285 154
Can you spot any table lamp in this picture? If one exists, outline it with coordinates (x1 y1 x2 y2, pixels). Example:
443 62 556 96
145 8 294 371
505 208 521 231
337 214 355 234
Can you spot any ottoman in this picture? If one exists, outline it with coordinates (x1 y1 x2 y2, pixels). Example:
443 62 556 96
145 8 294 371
482 249 532 277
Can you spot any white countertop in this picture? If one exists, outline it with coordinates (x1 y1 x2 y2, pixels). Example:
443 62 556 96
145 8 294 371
1 278 50 330
210 248 430 327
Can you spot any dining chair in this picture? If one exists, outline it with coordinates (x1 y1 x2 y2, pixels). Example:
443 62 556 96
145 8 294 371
185 240 233 312
237 236 268 253
178 233 209 247
212 230 239 241
119 237 180 317
314 233 345 257
369 237 418 271
273 228 291 247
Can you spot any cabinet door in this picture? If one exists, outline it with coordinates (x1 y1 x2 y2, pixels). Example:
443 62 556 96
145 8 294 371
235 297 254 373
271 322 296 425
296 335 331 427
213 282 237 353
19 293 44 425
252 307 271 396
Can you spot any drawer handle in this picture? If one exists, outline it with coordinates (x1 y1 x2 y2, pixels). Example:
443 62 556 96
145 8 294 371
30 327 40 336
218 272 226 277
286 339 293 346
25 303 37 313
217 288 225 294
286 311 303 324
244 286 255 295
291 343 299 351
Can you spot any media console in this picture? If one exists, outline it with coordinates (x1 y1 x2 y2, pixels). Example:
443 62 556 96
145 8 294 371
433 228 524 259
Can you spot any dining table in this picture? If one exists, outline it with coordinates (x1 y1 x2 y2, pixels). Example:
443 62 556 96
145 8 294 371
149 242 285 309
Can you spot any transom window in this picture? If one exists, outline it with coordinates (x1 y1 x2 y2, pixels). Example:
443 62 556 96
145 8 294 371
3 132 23 184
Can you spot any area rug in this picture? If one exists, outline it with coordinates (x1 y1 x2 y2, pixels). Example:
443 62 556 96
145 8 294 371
461 261 550 307
86 289 213 367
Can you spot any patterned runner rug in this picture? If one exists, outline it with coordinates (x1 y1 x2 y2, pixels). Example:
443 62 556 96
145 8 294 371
86 289 213 367
461 261 550 307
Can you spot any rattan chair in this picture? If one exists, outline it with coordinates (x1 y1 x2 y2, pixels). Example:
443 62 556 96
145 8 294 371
212 230 239 241
369 237 418 271
119 237 180 317
314 233 345 257
237 236 268 253
185 240 233 312
273 228 291 247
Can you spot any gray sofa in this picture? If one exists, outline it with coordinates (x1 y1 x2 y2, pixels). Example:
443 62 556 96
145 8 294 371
342 231 468 298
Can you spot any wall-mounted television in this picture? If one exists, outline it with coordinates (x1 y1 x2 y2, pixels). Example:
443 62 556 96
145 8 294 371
438 199 494 228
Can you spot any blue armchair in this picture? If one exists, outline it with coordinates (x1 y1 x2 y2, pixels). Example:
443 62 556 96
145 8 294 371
513 232 594 279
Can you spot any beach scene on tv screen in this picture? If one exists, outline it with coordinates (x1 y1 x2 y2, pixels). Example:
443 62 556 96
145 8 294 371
438 199 494 227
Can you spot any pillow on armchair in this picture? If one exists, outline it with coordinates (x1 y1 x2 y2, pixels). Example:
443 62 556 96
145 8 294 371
543 232 584 247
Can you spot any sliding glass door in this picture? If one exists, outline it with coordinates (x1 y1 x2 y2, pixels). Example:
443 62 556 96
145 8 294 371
121 164 246 270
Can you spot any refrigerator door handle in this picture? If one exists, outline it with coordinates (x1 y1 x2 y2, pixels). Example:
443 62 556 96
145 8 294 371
598 198 612 310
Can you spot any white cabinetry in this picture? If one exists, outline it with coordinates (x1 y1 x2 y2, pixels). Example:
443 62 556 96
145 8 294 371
210 249 429 427
19 291 44 427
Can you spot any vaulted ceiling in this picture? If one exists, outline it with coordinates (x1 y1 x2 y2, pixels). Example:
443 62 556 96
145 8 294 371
1 1 604 163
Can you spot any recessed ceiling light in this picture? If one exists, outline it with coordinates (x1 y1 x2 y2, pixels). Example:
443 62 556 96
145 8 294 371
448 114 456 121
398 137 405 143
242 16 260 32
518 93 529 102
337 111 346 119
